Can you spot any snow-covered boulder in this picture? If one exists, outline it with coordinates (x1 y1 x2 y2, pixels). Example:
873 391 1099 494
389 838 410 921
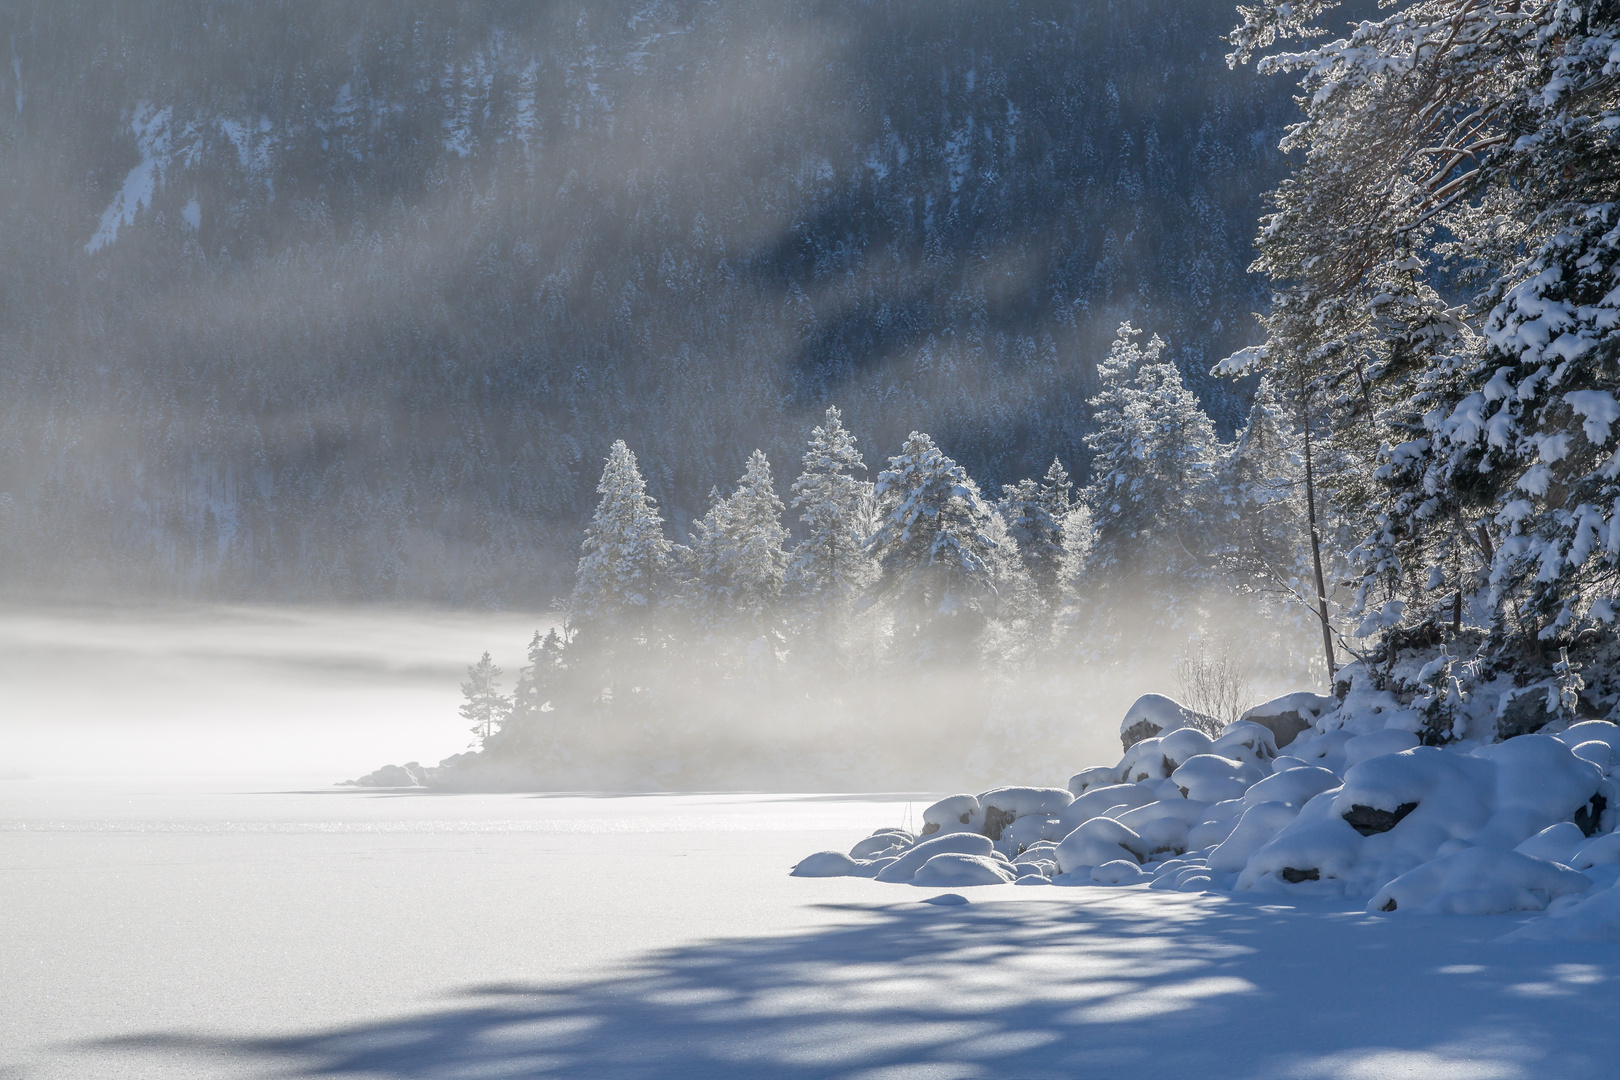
912 852 1016 887
1210 720 1279 764
875 831 996 883
1369 847 1589 915
1211 801 1301 874
1068 766 1120 795
997 813 1068 855
1055 817 1146 873
1171 754 1261 803
919 793 983 837
1241 766 1341 809
1158 727 1216 772
1240 692 1335 749
1057 783 1158 831
1118 694 1216 751
977 786 1073 840
1118 736 1175 783
349 762 428 787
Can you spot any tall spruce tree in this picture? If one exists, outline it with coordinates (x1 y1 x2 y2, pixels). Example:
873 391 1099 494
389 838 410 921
788 406 876 603
685 450 790 633
570 441 672 634
865 432 1000 662
999 457 1074 603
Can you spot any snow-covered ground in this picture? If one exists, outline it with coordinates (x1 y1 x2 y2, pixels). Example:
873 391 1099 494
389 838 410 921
5 778 1620 1080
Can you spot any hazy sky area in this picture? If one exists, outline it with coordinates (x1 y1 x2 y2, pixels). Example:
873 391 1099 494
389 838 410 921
0 605 549 778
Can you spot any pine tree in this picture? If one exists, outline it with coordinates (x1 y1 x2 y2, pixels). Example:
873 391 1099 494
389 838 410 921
685 450 790 633
865 431 999 662
1226 0 1620 677
998 457 1073 602
459 651 509 747
570 440 672 633
788 406 875 602
1084 323 1222 595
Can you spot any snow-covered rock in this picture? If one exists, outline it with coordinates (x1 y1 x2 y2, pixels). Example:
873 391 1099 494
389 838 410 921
919 793 983 836
875 832 996 883
1118 694 1216 751
1171 754 1260 803
1055 817 1145 873
912 852 1016 887
1240 692 1335 749
1369 847 1589 915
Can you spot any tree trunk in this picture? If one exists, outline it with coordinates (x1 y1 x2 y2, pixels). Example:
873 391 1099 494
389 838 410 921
1302 389 1337 681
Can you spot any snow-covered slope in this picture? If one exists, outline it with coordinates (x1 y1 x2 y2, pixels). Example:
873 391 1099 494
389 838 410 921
798 662 1620 940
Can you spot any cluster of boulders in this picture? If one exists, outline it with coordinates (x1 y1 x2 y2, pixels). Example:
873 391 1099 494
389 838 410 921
793 673 1620 931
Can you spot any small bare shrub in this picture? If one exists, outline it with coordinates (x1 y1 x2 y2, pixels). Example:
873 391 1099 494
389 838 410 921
1174 642 1254 732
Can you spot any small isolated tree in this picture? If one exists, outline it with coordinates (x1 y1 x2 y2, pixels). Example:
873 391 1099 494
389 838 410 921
460 651 510 747
571 441 672 634
866 431 999 661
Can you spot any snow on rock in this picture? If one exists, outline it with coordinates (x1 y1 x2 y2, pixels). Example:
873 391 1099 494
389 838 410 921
348 762 429 787
1118 694 1217 751
875 831 996 883
801 660 1620 939
1091 859 1150 885
1068 765 1120 795
976 786 1073 840
1209 721 1279 764
1055 817 1145 873
1369 847 1589 915
912 852 1016 887
920 793 983 836
1058 782 1159 829
1211 801 1301 873
1241 766 1340 809
1171 754 1262 803
1240 692 1335 749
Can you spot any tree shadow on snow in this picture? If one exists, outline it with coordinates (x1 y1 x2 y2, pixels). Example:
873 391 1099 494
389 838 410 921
92 892 1620 1079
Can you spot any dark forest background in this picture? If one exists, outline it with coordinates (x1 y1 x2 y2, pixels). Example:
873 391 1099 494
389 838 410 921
0 1 1294 604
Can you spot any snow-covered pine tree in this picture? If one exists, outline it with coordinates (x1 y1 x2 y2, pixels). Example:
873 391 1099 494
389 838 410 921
1226 0 1620 682
788 406 875 603
570 440 672 634
998 457 1073 603
685 450 790 635
459 651 509 746
865 431 1000 662
1082 323 1223 622
1219 377 1313 592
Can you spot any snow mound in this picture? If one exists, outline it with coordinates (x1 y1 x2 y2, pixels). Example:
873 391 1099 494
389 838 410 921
912 852 1016 886
874 831 996 883
791 851 865 877
1369 847 1589 915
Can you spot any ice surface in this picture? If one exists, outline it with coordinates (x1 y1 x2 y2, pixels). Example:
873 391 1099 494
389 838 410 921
35 781 1620 1079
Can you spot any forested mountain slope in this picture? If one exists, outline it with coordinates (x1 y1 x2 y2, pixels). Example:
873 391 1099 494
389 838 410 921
0 1 1292 603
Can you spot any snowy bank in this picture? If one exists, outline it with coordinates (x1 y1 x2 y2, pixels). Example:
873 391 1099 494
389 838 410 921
796 664 1620 940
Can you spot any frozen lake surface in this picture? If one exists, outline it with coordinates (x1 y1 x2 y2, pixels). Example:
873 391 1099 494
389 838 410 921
5 780 1620 1079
